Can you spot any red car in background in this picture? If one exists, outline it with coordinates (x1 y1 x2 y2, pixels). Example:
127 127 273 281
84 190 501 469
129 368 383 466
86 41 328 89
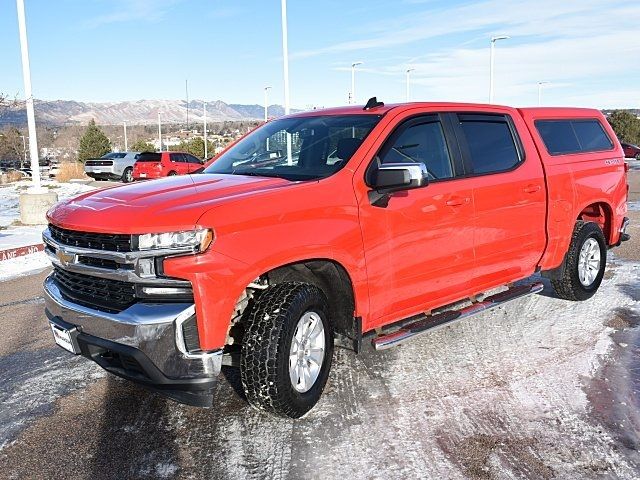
133 151 204 180
621 142 640 159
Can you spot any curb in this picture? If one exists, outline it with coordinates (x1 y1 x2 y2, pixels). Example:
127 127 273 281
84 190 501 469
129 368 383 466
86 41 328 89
0 244 45 262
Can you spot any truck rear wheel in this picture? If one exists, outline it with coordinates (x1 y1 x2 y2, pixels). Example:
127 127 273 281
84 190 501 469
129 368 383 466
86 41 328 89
551 221 607 301
240 282 334 418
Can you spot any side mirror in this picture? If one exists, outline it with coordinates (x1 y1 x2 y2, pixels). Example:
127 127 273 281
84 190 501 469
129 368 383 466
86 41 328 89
370 162 429 193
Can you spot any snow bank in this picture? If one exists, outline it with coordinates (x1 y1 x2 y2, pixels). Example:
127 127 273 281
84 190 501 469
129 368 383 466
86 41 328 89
0 180 95 228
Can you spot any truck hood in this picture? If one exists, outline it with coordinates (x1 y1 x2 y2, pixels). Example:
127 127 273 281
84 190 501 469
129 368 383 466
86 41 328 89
47 174 292 233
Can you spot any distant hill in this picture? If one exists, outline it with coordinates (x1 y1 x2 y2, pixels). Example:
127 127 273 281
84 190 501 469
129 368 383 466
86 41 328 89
0 99 294 126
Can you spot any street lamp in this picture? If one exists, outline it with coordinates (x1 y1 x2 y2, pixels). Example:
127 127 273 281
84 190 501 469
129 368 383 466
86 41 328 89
157 111 162 152
203 101 208 159
537 81 550 106
123 121 128 151
489 35 510 104
280 0 292 164
16 0 43 192
264 86 272 122
350 61 363 104
406 68 415 102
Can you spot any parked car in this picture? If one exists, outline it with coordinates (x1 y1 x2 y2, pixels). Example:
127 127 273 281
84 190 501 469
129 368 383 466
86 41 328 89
132 151 203 180
48 163 60 178
621 142 640 159
84 152 141 183
43 100 629 418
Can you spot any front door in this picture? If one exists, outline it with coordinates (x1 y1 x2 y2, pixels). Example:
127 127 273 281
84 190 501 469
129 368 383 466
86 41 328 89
356 113 476 329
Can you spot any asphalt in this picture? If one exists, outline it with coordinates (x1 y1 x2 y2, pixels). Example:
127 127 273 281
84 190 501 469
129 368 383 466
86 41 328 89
0 170 639 479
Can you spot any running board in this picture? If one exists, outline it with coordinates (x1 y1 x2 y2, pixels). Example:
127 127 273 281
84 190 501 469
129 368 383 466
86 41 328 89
372 282 544 351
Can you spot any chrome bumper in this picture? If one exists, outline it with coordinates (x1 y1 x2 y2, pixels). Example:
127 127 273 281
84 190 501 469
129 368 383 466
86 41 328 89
44 274 222 379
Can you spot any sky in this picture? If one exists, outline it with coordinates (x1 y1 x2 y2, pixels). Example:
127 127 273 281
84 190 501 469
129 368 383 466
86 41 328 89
1 0 639 109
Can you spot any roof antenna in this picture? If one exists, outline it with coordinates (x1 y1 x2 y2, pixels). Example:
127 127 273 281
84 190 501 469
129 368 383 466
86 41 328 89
363 97 384 110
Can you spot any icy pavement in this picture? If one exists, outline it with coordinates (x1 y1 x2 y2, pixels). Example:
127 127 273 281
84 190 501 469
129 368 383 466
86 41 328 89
1 260 639 479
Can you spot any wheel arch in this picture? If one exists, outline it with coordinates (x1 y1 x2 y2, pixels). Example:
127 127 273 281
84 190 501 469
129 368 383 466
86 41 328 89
576 201 614 245
264 259 359 344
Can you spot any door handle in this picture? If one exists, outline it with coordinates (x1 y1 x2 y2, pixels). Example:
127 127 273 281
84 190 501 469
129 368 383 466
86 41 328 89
523 184 541 194
445 196 470 206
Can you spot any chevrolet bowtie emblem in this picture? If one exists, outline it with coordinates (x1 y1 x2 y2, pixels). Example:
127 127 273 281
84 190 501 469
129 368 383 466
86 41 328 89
56 249 75 266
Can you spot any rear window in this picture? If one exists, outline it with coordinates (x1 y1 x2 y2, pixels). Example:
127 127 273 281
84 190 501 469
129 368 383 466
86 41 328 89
535 119 613 155
103 152 126 159
458 114 521 174
136 152 162 162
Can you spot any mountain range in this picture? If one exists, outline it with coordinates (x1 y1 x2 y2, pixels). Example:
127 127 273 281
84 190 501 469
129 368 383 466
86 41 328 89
0 99 290 126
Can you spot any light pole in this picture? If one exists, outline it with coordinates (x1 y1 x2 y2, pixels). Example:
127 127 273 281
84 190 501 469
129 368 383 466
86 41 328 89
203 101 208 159
157 111 162 152
123 121 128 151
264 86 272 122
406 68 415 102
537 81 550 106
350 61 363 104
280 0 292 164
16 0 43 192
489 35 509 104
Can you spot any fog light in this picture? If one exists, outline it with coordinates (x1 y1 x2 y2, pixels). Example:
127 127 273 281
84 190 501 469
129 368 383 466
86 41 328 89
141 287 192 296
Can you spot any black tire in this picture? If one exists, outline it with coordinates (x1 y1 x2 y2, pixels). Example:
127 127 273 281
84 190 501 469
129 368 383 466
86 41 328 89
121 167 133 183
168 171 177 176
240 282 334 418
551 221 607 301
635 153 640 161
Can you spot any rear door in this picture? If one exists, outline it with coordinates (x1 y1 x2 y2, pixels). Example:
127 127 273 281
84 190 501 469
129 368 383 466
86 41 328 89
356 112 476 327
169 153 188 175
451 112 546 290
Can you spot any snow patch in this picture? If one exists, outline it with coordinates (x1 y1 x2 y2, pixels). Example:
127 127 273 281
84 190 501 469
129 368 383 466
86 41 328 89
0 251 50 281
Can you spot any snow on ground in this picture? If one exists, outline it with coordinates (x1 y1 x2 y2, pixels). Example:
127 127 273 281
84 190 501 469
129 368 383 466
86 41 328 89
0 251 50 282
0 179 95 228
0 180 96 281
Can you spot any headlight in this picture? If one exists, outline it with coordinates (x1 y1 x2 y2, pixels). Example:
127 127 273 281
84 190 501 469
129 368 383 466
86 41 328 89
136 229 213 252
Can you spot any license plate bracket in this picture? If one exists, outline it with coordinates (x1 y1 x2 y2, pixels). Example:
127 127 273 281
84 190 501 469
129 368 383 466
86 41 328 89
50 320 81 354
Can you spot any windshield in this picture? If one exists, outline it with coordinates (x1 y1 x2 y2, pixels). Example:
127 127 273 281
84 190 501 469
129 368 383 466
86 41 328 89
204 114 381 181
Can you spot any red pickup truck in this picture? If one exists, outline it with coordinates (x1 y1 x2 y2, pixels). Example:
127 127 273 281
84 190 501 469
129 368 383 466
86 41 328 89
43 99 630 418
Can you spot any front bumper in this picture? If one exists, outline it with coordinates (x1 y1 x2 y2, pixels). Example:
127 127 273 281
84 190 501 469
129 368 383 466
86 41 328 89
44 274 222 406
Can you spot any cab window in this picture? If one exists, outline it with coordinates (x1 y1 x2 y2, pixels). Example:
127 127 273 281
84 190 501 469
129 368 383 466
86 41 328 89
457 114 521 174
378 118 453 181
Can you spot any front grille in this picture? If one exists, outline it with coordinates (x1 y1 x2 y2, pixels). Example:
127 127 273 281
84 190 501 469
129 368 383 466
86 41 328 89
49 224 133 252
53 265 136 313
76 256 132 271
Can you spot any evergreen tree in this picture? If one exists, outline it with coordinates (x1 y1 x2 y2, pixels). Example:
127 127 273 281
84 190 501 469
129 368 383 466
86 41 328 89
77 119 111 162
130 139 157 152
607 110 640 145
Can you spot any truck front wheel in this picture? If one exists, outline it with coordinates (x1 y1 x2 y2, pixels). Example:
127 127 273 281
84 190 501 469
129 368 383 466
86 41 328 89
551 221 607 301
240 282 334 418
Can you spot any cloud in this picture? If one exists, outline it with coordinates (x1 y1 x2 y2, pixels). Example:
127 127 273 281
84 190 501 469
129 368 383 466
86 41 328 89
292 0 639 59
297 0 640 108
85 0 184 28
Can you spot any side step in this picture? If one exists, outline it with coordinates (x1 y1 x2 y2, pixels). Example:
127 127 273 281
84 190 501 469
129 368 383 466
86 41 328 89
372 282 544 351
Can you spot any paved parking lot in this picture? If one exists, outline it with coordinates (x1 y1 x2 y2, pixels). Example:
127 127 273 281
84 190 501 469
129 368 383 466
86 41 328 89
0 171 639 479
